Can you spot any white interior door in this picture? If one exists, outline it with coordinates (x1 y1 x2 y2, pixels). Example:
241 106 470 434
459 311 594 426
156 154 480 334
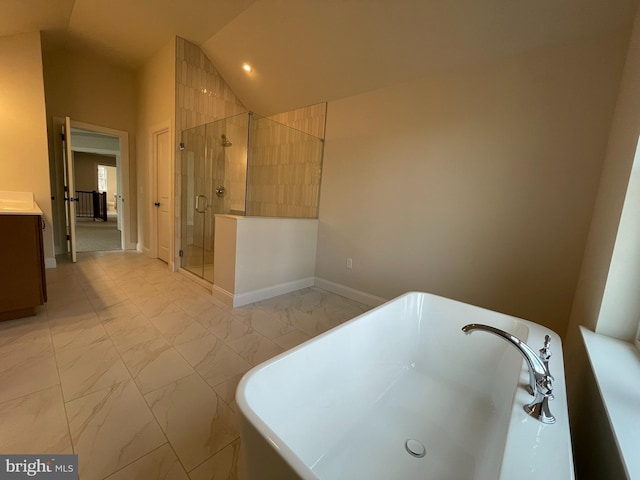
156 130 171 263
63 116 77 262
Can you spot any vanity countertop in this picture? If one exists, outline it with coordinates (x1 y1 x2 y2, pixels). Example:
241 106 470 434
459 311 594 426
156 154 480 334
0 191 43 215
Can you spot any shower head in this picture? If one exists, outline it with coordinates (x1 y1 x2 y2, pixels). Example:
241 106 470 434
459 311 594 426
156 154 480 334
221 134 232 147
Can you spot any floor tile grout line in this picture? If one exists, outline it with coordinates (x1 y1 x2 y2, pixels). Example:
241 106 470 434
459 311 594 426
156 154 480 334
139 370 233 475
117 338 196 397
196 308 289 367
145 312 250 439
100 441 188 480
46 299 79 456
155 330 241 405
93 259 230 476
186 436 240 476
162 437 190 479
57 254 184 479
0 382 61 409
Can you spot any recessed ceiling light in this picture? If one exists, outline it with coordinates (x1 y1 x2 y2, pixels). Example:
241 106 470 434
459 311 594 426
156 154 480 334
243 63 252 73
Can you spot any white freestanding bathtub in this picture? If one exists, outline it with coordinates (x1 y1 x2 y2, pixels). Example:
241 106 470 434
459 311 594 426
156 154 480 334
236 292 574 479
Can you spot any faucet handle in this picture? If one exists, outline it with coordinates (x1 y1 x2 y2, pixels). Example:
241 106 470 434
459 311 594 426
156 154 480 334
538 374 553 396
539 335 552 370
539 336 554 400
525 375 556 424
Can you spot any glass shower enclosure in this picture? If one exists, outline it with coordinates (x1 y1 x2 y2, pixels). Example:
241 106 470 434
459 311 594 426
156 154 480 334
180 112 323 283
180 113 249 282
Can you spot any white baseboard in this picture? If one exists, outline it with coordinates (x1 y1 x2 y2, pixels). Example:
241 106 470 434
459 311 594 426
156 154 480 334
230 277 315 308
45 257 57 269
313 277 387 307
185 274 386 310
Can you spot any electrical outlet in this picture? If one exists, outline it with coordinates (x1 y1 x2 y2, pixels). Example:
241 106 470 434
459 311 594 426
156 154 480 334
346 258 353 269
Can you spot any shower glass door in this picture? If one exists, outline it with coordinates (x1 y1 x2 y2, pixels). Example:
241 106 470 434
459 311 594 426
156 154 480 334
180 113 249 282
180 124 209 279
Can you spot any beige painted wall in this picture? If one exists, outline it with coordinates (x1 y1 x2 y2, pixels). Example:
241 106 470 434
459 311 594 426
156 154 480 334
73 152 116 192
316 29 629 338
136 38 175 255
0 31 55 263
42 46 137 245
74 153 98 192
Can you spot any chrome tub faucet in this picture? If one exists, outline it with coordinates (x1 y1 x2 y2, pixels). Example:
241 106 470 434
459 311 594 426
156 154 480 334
462 323 556 424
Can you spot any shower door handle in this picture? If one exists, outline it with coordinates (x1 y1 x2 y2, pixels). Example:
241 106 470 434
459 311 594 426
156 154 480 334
195 194 208 213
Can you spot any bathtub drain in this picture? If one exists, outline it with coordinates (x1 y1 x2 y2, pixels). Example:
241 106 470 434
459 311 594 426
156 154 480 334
405 439 426 458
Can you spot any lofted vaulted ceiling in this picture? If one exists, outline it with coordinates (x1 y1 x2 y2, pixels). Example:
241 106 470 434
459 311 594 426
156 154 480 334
3 0 639 114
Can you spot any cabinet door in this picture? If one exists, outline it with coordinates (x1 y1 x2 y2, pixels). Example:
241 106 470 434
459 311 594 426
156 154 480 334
36 216 47 303
0 215 45 313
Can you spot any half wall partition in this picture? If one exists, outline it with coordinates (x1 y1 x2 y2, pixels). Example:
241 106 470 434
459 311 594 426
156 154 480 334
180 112 324 282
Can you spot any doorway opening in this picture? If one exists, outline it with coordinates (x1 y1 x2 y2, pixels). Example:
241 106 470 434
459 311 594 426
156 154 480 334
50 117 132 261
70 129 121 253
73 157 120 252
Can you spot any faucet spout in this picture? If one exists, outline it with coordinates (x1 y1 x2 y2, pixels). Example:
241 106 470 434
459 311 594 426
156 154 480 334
462 323 556 424
461 324 549 396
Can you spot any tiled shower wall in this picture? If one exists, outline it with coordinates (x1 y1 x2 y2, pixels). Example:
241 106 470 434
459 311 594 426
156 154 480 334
174 37 328 264
174 37 246 265
267 103 327 140
246 112 325 218
176 37 246 135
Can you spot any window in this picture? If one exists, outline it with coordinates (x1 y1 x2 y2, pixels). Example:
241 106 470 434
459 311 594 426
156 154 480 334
97 165 107 193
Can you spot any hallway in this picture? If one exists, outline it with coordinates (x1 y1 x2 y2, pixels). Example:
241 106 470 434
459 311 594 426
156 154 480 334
75 212 120 252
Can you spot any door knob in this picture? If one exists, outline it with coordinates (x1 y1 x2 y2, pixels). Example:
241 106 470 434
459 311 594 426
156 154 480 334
154 202 160 207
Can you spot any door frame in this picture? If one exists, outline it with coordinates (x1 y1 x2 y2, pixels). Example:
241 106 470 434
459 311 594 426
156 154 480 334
51 117 133 253
149 120 174 270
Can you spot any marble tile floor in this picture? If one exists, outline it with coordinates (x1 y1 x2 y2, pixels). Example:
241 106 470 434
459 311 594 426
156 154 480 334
0 251 371 479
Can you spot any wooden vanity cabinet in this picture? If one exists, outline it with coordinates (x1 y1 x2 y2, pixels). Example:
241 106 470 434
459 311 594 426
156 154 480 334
0 214 47 321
